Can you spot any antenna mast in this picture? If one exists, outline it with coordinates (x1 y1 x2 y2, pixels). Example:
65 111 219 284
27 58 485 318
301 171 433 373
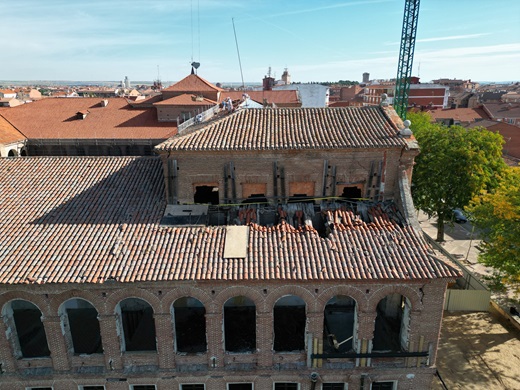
232 17 245 89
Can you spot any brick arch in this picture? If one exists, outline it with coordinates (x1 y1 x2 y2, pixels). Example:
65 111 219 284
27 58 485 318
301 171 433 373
264 285 317 312
105 287 162 314
213 286 265 312
162 287 213 313
317 285 368 312
367 284 422 312
0 291 50 316
48 290 101 314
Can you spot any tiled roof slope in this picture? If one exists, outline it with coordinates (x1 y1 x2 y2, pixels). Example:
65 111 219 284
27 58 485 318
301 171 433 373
163 74 223 92
427 107 488 122
0 115 25 144
0 98 177 140
0 157 459 285
156 107 406 152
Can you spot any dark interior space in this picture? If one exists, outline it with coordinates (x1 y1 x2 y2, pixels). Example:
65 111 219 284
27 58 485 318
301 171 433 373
273 296 306 352
120 299 157 351
182 385 205 390
322 384 345 390
228 384 253 390
341 186 362 200
174 297 207 353
323 295 356 353
288 193 314 203
224 296 256 353
274 383 298 390
242 194 268 204
372 294 404 352
11 300 51 358
194 185 219 205
371 382 395 390
67 307 103 354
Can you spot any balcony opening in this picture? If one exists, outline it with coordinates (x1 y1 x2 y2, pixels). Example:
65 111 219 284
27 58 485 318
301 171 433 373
341 186 362 200
173 297 207 353
194 185 219 205
117 298 156 352
323 295 357 353
2 300 50 358
372 294 410 352
60 298 102 354
224 296 256 353
273 295 306 352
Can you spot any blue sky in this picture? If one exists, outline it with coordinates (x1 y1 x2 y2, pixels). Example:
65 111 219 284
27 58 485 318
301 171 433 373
1 0 519 83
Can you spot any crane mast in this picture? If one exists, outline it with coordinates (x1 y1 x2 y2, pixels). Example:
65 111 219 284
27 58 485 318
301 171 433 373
394 0 420 120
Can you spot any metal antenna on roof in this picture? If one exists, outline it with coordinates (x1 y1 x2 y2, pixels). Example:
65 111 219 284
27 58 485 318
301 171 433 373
232 17 245 89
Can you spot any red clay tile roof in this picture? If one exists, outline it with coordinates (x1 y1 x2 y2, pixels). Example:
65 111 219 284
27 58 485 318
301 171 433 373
154 94 217 106
0 98 177 140
163 74 223 92
155 106 407 152
427 107 489 122
0 156 459 285
0 114 25 144
222 90 300 106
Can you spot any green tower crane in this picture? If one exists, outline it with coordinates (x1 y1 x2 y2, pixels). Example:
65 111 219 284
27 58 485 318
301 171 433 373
394 0 420 120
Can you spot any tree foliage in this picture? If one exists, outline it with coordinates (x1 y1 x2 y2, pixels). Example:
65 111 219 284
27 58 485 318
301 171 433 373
467 167 520 285
409 112 506 241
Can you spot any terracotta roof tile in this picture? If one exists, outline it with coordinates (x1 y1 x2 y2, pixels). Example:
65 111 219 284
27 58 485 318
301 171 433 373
0 157 460 285
427 107 489 122
163 74 223 92
156 106 406 152
0 98 177 140
154 94 217 106
0 114 25 144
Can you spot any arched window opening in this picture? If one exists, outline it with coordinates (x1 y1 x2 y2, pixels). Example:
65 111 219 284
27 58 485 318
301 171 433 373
117 298 156 352
273 295 306 352
373 294 411 352
8 149 18 157
60 299 102 354
173 297 207 353
224 296 256 353
323 295 357 353
3 300 50 358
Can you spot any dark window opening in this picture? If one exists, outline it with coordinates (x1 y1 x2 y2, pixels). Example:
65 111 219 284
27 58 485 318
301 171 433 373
64 299 102 354
322 384 345 390
371 382 395 390
274 383 298 390
242 194 268 204
274 295 306 352
228 384 253 390
8 149 17 157
132 386 156 390
373 294 409 352
324 295 356 353
288 193 314 203
341 186 362 200
194 185 219 205
28 388 53 390
81 387 105 390
224 296 256 353
20 149 28 156
173 297 207 353
11 300 50 358
120 298 156 352
181 385 205 390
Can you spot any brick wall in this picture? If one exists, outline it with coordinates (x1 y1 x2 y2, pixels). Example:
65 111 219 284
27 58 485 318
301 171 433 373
0 278 448 389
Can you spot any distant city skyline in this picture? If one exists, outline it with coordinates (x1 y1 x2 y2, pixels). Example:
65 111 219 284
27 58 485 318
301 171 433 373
1 0 519 84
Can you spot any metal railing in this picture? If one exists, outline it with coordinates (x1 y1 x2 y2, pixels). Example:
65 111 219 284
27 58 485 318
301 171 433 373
177 104 220 135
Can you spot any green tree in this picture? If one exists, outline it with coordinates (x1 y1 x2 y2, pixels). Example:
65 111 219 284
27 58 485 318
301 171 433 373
409 112 506 241
467 167 520 285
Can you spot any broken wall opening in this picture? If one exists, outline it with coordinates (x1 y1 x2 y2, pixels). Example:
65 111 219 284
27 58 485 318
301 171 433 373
372 294 410 352
3 300 50 358
117 298 156 352
340 186 362 200
273 295 306 352
173 297 207 353
323 295 357 353
224 296 256 353
194 185 219 205
60 298 102 354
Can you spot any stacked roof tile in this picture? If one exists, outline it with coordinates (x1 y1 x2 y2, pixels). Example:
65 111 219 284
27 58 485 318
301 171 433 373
0 157 459 285
155 106 407 152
